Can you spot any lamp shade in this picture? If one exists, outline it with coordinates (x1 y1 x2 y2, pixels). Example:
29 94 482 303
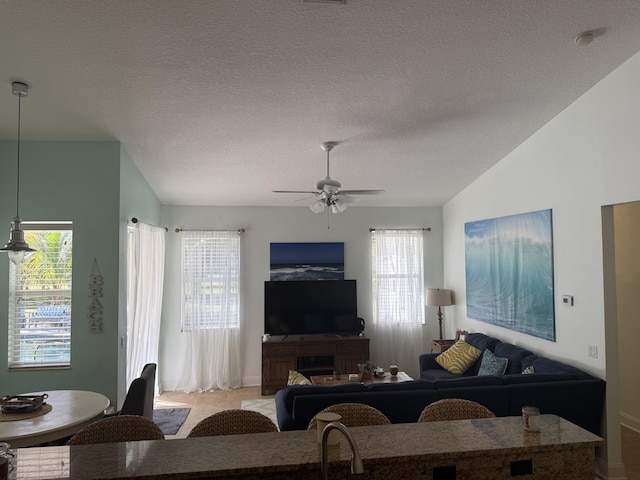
426 288 453 307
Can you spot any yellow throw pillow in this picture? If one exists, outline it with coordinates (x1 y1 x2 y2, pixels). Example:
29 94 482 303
435 340 482 374
287 370 312 385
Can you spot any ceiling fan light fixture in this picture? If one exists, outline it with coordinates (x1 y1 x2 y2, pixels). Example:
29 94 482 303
331 198 348 214
310 200 325 213
273 141 383 215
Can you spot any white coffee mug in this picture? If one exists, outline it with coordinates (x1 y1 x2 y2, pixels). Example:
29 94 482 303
315 412 342 444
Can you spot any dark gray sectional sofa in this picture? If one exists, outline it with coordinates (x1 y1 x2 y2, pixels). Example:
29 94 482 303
274 333 605 434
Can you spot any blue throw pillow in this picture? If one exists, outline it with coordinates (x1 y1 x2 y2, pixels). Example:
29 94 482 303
477 349 508 376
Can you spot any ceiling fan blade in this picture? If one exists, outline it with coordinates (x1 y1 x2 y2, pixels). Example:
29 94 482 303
339 189 385 195
294 195 320 202
273 190 320 194
336 194 359 204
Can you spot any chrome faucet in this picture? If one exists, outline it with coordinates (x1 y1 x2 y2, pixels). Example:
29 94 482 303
320 422 365 480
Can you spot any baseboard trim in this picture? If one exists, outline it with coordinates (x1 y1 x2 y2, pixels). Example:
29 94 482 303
596 458 627 480
620 411 640 433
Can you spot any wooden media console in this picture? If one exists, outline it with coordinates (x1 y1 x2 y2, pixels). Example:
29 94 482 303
261 335 370 395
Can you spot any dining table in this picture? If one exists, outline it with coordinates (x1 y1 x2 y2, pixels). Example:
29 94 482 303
0 390 110 448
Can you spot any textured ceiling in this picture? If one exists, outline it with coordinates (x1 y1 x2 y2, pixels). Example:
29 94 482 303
1 1 640 207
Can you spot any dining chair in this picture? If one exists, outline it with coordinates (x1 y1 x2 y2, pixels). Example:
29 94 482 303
66 415 165 445
307 403 391 430
106 363 156 419
418 398 496 422
186 409 278 437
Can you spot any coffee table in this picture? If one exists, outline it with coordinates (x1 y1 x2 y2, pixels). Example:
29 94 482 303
310 371 412 386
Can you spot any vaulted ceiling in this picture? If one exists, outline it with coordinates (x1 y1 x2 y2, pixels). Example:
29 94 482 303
2 1 640 207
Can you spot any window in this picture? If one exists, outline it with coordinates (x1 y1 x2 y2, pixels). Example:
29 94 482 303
181 230 240 330
8 222 73 368
371 229 424 325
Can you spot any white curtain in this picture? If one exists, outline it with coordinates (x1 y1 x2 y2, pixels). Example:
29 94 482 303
370 229 424 379
176 230 242 392
127 222 166 391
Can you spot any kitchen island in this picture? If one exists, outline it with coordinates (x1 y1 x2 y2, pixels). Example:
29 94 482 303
8 415 602 480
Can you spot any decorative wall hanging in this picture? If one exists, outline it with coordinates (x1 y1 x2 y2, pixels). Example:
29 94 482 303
464 209 555 341
87 258 104 333
270 242 344 281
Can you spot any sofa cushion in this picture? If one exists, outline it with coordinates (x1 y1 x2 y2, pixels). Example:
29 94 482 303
493 343 533 374
477 349 508 376
465 333 501 353
367 379 435 392
433 375 504 388
502 373 575 384
508 379 605 434
287 370 311 385
521 354 538 372
420 368 461 381
435 340 482 374
531 357 591 379
281 383 368 412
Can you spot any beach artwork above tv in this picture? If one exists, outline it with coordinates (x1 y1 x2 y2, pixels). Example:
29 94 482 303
464 209 556 341
270 242 344 281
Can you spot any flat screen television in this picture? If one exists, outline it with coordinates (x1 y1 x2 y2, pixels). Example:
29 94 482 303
264 279 360 336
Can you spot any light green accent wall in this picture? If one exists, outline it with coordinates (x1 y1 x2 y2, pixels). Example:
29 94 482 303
0 141 136 409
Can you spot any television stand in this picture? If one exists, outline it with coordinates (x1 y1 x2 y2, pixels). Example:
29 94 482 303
261 335 370 395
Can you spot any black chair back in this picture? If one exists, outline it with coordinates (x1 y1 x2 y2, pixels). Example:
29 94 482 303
120 363 156 419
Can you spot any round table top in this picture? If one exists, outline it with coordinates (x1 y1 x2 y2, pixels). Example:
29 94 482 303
0 389 110 448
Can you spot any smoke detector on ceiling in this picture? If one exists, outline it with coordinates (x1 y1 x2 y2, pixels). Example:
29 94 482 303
574 31 595 46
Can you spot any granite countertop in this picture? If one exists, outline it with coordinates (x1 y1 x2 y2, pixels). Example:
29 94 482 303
9 415 603 480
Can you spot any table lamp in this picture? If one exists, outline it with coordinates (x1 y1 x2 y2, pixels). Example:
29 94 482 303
426 288 453 340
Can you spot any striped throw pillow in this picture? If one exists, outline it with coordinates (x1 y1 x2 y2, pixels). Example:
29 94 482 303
435 340 482 374
287 370 312 385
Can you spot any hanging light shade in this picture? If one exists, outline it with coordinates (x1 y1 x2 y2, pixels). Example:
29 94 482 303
310 199 325 213
330 197 348 214
0 82 35 265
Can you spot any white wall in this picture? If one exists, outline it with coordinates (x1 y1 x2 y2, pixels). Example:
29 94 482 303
443 50 640 479
158 206 443 389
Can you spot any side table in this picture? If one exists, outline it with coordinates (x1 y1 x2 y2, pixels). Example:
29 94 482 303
430 339 456 353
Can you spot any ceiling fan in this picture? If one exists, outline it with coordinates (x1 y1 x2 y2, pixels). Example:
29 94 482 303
273 141 384 214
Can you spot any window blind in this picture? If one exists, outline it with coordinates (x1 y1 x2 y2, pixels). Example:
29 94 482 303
371 229 425 325
8 224 73 368
181 230 240 331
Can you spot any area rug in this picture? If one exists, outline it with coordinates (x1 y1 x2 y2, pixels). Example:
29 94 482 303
241 399 278 429
153 407 191 435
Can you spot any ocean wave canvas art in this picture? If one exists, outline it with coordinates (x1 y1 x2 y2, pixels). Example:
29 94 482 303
465 209 555 341
270 242 344 281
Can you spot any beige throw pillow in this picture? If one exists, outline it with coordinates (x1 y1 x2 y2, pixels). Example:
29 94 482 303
287 370 312 385
435 340 482 374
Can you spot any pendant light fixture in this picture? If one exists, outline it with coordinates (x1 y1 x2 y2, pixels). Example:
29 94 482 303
0 82 35 265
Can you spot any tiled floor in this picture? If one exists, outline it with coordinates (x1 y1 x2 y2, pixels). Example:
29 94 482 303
622 425 640 479
155 386 271 439
157 388 640 478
